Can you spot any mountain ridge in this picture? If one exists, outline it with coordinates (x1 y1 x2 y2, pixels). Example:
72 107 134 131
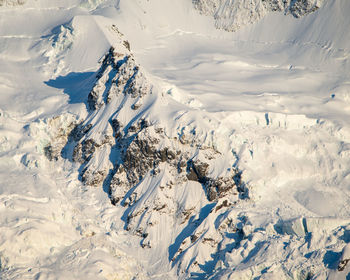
1 0 350 279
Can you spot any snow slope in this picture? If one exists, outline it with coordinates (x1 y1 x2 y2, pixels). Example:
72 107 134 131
1 0 350 279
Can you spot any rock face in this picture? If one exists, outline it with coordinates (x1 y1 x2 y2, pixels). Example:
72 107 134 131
40 14 349 278
44 32 249 275
192 0 323 31
0 0 26 6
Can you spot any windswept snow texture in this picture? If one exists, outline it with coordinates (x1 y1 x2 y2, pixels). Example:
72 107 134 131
1 0 350 279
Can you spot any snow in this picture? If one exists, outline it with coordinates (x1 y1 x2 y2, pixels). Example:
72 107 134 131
1 0 350 279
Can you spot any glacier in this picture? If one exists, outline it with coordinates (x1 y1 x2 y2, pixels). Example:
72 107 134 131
1 0 350 279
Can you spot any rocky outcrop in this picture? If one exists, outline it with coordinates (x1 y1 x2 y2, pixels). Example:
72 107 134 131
45 32 248 275
108 121 245 205
0 0 26 6
192 0 324 31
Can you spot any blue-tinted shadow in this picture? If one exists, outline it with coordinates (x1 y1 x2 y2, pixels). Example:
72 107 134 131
45 71 96 108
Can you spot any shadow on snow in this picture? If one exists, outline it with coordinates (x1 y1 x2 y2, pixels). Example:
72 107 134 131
45 71 96 109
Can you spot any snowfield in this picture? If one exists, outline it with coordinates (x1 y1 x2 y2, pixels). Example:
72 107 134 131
1 0 350 279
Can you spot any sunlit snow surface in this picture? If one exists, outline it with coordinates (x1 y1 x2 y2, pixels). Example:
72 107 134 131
1 0 350 279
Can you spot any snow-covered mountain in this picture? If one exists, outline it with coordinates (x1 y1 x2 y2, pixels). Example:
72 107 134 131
193 0 324 31
1 0 350 279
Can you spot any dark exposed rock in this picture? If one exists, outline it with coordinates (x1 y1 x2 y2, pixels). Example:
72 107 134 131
261 0 285 12
192 160 209 179
191 234 199 243
338 259 350 272
81 169 106 186
87 89 99 111
81 139 97 160
0 0 26 6
186 159 239 201
44 145 57 161
186 168 199 181
47 46 249 271
193 0 322 31
72 143 84 163
43 117 78 162
123 40 131 51
215 199 229 212
187 160 208 182
68 123 91 142
51 47 243 187
289 0 320 18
